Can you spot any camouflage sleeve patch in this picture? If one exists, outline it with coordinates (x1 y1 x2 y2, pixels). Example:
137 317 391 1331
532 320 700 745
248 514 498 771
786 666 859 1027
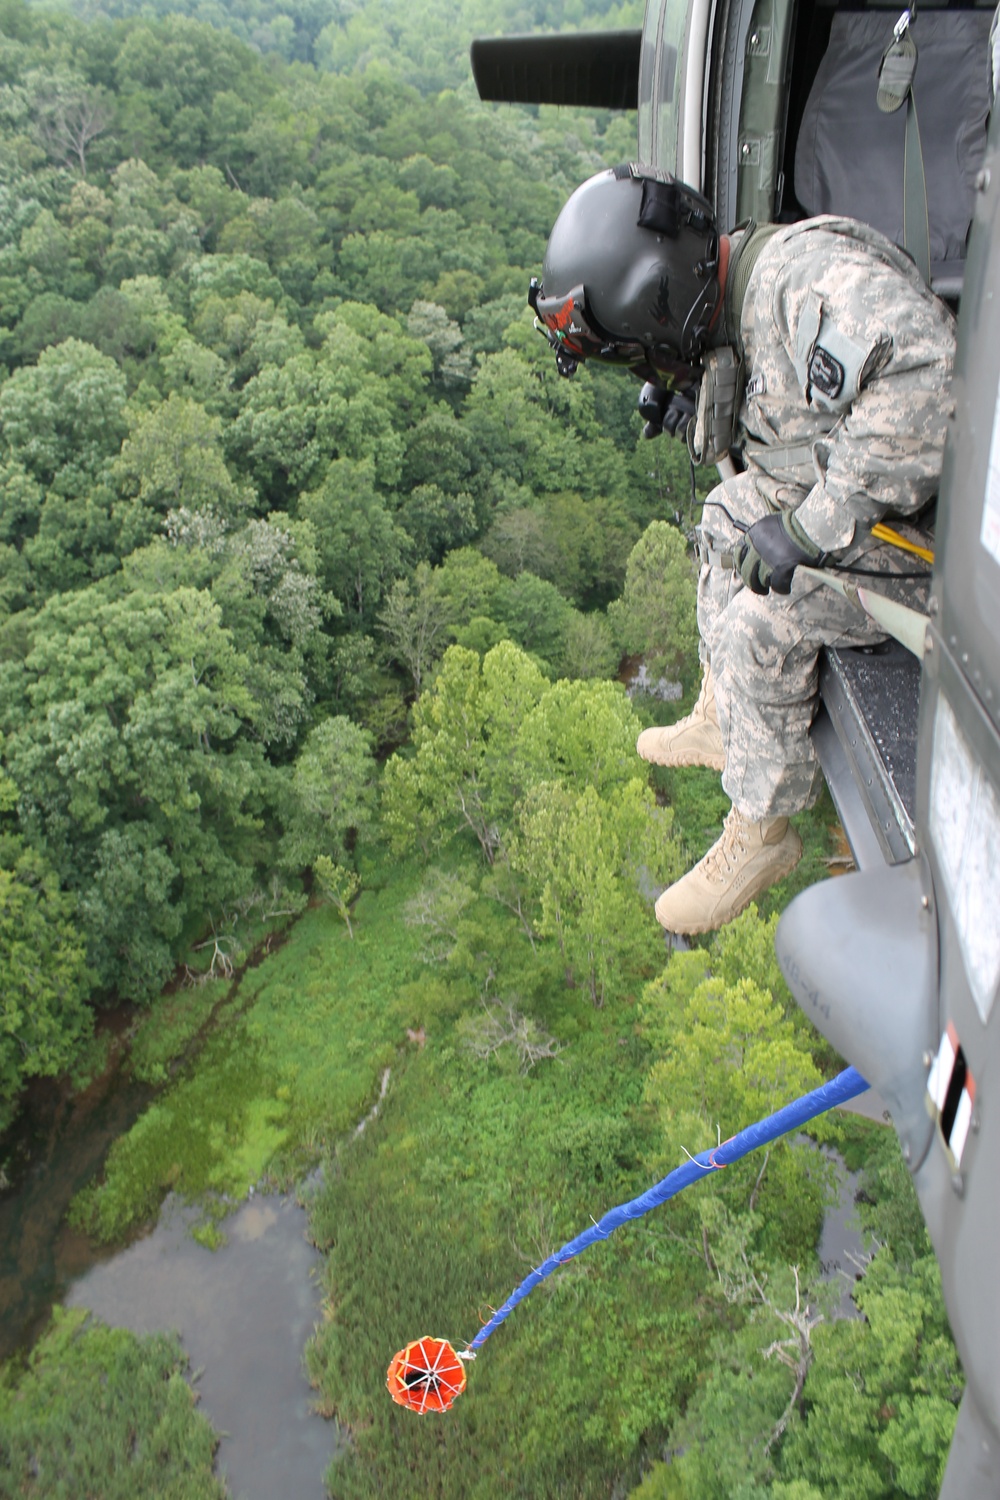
792 288 894 414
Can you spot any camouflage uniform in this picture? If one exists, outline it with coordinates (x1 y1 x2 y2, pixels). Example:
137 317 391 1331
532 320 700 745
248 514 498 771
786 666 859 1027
698 217 956 819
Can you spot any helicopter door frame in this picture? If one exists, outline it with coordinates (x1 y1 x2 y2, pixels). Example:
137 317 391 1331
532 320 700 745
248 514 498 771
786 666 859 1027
639 0 712 183
680 0 713 190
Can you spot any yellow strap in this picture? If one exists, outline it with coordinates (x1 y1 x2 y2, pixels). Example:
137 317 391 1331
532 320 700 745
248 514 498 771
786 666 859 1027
870 522 935 565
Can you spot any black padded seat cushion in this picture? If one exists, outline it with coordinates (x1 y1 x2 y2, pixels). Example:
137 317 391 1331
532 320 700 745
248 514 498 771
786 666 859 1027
794 10 992 272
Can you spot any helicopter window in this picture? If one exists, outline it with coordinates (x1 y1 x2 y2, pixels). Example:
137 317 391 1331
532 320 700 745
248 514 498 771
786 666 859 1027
637 0 683 167
638 2 658 158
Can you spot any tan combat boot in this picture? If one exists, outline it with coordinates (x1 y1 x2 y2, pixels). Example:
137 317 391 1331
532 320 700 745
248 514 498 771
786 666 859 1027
636 667 725 771
654 806 803 934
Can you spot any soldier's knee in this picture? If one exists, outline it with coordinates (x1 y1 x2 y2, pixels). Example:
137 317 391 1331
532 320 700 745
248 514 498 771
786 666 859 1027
718 589 813 685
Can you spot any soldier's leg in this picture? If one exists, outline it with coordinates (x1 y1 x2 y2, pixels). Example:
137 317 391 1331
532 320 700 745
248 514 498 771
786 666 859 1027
654 532 910 934
696 475 775 665
714 563 898 820
637 475 774 771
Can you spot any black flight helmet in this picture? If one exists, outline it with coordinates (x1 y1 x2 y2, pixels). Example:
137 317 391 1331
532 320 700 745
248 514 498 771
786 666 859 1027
530 164 720 387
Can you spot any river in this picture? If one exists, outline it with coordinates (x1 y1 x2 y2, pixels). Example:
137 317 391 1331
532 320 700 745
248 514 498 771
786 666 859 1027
0 1027 155 1363
65 1191 339 1500
0 1009 339 1499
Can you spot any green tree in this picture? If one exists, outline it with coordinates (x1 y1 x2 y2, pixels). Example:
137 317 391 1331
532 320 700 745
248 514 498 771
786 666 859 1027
640 949 828 1276
0 338 127 494
0 839 92 1123
779 1250 962 1500
0 1307 225 1499
313 855 361 938
518 676 643 796
513 777 676 1005
280 715 377 871
377 564 450 694
298 459 410 626
112 393 251 554
492 570 575 674
381 641 547 862
406 299 472 390
667 1245 962 1500
608 520 700 687
394 483 477 565
562 611 618 680
0 584 276 1000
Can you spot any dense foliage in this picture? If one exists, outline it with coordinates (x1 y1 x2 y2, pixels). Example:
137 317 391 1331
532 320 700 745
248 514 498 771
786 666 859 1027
0 0 696 1119
0 0 962 1496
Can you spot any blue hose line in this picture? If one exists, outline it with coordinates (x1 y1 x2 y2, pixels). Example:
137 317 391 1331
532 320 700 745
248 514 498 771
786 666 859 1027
465 1065 869 1354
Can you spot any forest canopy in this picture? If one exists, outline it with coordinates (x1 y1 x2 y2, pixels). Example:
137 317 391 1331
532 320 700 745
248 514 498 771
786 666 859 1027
0 0 691 1105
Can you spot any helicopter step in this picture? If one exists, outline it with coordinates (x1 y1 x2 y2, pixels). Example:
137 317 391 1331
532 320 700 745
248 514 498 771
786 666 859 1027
812 640 921 869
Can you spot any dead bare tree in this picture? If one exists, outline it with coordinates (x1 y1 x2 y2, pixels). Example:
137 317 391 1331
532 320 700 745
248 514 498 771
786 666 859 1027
403 868 476 964
716 1250 824 1457
760 1266 824 1454
509 1197 588 1292
35 86 113 177
186 879 306 983
458 996 563 1073
189 917 237 982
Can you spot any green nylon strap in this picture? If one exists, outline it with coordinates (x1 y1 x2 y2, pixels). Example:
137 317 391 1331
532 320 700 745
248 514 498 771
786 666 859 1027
723 221 782 357
903 91 931 285
877 22 931 285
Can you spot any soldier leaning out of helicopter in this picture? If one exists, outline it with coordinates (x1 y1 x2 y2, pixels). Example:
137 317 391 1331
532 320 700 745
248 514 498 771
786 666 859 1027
530 165 956 936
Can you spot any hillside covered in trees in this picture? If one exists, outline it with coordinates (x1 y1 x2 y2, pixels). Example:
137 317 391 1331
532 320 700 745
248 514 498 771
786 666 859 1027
0 0 962 1495
0 0 689 1097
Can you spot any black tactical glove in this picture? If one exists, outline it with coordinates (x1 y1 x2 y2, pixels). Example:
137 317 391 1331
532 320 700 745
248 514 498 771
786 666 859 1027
638 382 697 441
735 510 826 595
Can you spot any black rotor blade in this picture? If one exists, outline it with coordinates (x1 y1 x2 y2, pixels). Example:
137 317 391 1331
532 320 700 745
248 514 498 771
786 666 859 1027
470 30 641 109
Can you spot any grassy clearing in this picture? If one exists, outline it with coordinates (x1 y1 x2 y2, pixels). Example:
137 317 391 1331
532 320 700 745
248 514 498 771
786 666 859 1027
305 981 710 1499
301 889 830 1496
69 851 431 1243
126 981 230 1086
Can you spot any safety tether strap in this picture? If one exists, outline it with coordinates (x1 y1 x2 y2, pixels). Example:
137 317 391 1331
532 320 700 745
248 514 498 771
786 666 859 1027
723 221 781 357
686 222 782 467
877 9 931 285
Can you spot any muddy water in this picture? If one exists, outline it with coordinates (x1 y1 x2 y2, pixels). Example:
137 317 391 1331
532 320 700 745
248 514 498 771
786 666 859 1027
66 1192 340 1500
0 983 339 1499
817 1148 870 1319
0 1038 155 1362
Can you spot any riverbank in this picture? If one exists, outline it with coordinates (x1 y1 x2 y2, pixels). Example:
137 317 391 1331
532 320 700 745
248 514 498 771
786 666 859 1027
66 1192 339 1500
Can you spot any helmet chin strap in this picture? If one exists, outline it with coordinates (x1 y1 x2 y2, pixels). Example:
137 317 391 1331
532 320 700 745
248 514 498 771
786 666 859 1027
678 234 723 360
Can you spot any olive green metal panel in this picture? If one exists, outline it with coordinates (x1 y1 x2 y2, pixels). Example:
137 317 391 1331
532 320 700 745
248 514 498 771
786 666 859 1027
734 0 796 222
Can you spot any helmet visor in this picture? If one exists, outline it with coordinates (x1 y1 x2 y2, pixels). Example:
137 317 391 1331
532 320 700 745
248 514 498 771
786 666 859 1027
532 282 645 365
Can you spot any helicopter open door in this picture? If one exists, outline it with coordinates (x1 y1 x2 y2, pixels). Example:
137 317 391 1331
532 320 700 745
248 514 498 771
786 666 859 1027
778 104 1000 1498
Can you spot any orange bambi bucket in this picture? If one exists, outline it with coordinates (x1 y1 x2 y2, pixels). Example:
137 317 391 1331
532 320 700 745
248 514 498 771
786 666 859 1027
386 1336 467 1414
